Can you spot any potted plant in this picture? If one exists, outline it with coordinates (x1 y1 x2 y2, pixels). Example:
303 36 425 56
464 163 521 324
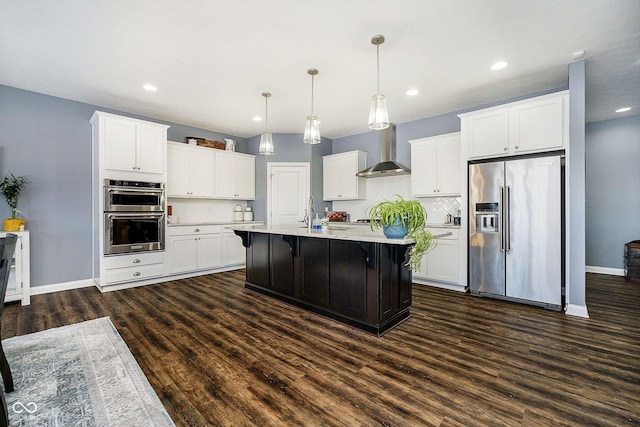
0 173 29 231
367 194 435 271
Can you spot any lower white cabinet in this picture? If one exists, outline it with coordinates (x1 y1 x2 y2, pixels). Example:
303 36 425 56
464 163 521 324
2 231 30 305
169 225 222 273
103 251 165 284
414 228 459 284
168 224 248 275
222 229 246 265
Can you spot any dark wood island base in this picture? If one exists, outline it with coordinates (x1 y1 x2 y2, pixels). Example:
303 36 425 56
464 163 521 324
234 229 413 337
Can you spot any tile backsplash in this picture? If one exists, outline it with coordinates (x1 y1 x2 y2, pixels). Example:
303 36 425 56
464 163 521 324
332 175 461 224
167 198 246 224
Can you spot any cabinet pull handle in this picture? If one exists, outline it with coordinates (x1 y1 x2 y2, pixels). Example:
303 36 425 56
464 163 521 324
503 147 508 151
133 272 141 277
133 259 141 264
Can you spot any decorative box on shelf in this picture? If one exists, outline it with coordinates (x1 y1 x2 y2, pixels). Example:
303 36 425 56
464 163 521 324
186 137 225 150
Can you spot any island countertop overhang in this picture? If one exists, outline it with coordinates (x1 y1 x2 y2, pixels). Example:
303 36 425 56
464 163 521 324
226 224 451 245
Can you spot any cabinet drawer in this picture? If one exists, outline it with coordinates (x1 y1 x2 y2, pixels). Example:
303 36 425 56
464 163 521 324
168 225 221 236
103 251 164 269
426 228 459 240
104 263 165 284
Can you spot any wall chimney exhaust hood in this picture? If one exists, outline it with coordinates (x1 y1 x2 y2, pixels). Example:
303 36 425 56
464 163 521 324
356 124 411 178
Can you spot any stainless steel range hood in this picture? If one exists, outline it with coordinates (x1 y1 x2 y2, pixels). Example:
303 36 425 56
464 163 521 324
356 124 411 178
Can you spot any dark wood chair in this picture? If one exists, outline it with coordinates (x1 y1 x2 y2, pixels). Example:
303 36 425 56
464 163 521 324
0 234 18 427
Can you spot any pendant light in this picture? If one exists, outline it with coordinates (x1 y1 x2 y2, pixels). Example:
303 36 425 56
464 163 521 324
259 92 274 155
303 68 321 144
368 34 390 130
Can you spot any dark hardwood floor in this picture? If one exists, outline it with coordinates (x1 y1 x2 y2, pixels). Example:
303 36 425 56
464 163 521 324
2 272 639 426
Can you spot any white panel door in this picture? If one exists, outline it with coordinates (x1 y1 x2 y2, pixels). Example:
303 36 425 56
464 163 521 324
268 163 310 226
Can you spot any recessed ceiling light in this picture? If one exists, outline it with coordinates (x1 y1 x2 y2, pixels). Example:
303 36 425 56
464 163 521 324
143 84 157 92
406 89 419 96
252 116 262 121
615 107 631 113
490 61 509 71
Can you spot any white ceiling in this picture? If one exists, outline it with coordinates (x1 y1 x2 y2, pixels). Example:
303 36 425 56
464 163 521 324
1 0 638 139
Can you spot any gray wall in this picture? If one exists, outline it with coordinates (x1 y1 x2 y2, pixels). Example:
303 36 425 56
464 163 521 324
586 115 640 269
0 84 246 287
246 133 332 222
332 88 564 169
568 60 587 308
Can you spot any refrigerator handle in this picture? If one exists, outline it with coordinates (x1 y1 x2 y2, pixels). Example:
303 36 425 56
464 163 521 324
500 186 505 252
505 186 511 252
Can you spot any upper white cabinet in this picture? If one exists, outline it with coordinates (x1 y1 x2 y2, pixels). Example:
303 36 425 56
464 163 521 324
214 151 256 200
410 132 460 197
323 150 367 201
167 142 215 197
459 91 569 159
167 143 255 200
92 112 168 178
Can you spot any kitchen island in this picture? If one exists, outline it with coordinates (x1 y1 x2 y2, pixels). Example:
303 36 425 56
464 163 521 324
230 224 417 336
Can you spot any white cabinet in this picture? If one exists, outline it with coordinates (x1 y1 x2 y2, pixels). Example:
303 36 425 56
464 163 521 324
460 91 568 159
214 151 256 200
102 251 165 285
410 133 460 197
414 228 459 284
322 151 367 201
167 142 215 197
168 225 222 273
93 112 168 177
2 231 30 305
222 229 246 266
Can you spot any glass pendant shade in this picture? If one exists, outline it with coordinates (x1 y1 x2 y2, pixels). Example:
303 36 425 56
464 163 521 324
259 132 274 155
303 115 321 144
368 94 389 130
303 68 321 144
259 92 274 155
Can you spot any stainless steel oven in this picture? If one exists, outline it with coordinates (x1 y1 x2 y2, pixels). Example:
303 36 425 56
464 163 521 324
104 179 164 212
104 212 165 255
103 180 165 255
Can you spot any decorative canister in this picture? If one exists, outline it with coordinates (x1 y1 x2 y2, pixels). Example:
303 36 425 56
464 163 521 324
243 206 253 222
233 205 243 222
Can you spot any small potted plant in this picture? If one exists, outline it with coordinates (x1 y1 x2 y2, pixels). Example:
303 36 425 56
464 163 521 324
367 194 435 271
0 173 29 231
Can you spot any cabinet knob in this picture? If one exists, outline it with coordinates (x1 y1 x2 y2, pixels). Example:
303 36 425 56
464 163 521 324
132 166 137 170
514 145 519 149
133 272 141 277
503 147 508 151
133 259 141 264
194 228 200 232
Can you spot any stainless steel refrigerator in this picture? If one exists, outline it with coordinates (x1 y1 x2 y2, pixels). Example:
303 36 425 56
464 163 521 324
468 154 563 310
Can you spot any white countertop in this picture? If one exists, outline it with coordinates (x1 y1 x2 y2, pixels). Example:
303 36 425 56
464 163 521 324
168 221 263 227
227 224 452 245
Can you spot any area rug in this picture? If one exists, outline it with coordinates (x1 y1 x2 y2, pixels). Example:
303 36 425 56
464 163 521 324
3 317 174 426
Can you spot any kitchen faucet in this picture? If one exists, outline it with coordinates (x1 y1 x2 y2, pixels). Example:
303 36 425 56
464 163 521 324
302 196 315 231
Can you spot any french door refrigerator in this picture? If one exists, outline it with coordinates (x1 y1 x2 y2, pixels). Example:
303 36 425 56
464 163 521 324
468 154 563 310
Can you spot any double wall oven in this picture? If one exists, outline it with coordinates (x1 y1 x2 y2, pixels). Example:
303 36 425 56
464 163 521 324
103 179 165 255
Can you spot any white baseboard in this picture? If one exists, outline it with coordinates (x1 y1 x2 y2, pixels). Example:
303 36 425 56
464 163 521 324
30 279 95 296
585 265 625 276
565 303 590 318
413 278 466 292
